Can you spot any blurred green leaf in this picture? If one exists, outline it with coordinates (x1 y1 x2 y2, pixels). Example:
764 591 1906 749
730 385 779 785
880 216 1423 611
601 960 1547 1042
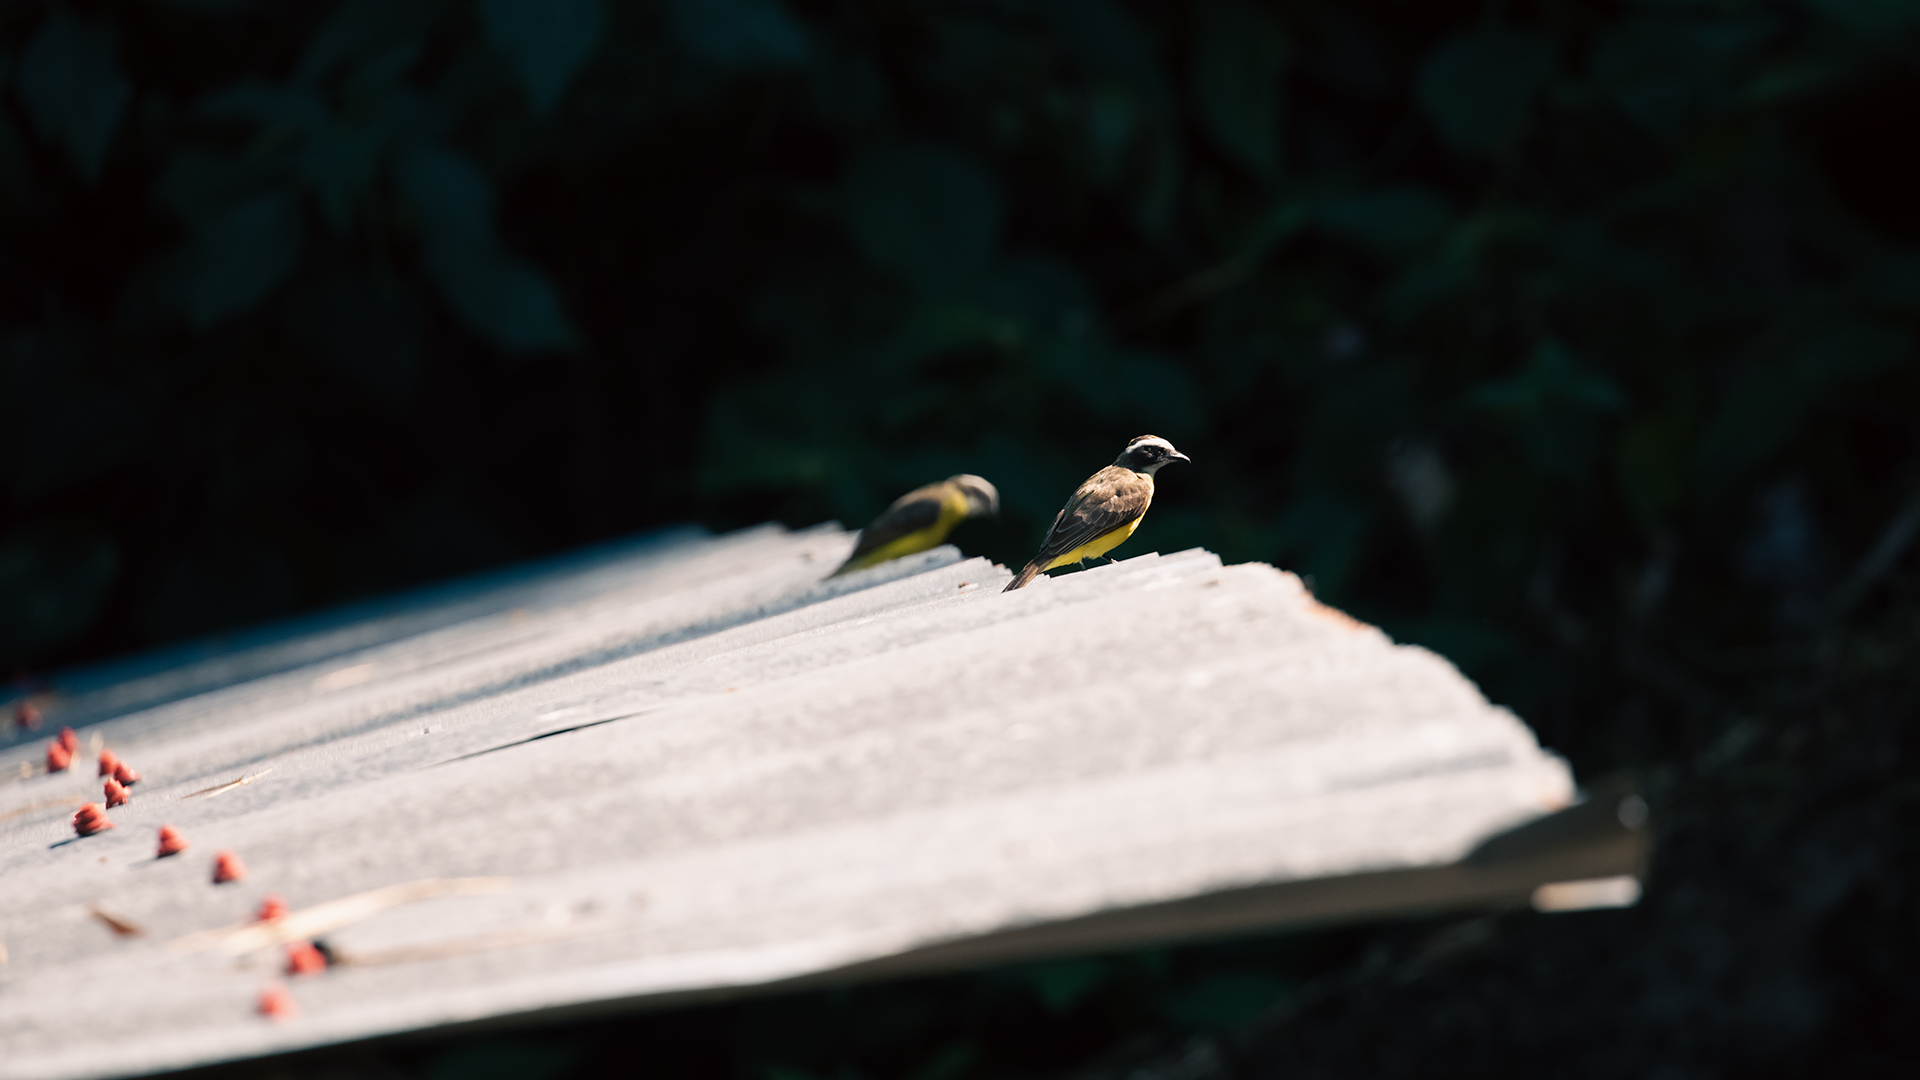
1471 341 1626 480
15 9 130 182
1131 125 1185 238
662 0 811 69
201 82 328 129
482 0 604 112
1317 187 1452 255
1037 0 1180 235
397 145 497 242
1416 26 1554 155
198 82 396 232
983 252 1095 331
1591 21 1710 141
296 0 445 85
1079 83 1141 185
422 238 579 354
880 302 1018 373
394 144 576 353
1470 340 1625 417
299 110 394 232
1189 0 1287 179
172 193 306 328
1039 0 1171 109
842 143 1003 297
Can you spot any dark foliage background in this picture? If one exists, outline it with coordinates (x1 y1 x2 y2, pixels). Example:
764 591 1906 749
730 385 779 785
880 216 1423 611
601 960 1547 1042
6 0 1920 1075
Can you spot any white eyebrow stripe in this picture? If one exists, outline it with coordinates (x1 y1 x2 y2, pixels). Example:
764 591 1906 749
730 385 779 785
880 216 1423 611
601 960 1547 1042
1126 436 1174 452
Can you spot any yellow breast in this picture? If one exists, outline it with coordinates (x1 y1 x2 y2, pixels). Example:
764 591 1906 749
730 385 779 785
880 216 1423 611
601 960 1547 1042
1041 515 1143 572
837 488 971 572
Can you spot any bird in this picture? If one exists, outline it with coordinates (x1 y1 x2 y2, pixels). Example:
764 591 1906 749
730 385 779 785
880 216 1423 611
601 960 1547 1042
831 474 1001 576
1004 435 1189 591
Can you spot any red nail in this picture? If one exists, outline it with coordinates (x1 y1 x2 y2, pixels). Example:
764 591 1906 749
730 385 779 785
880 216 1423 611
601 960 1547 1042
255 894 289 922
72 803 114 836
14 701 40 730
284 941 327 976
212 849 247 884
98 748 120 777
104 777 130 808
112 761 141 786
58 727 78 754
257 983 298 1020
46 741 72 772
156 825 189 857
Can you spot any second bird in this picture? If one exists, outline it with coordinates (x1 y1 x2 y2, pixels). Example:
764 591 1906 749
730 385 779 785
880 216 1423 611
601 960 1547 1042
1004 435 1189 591
831 474 1001 576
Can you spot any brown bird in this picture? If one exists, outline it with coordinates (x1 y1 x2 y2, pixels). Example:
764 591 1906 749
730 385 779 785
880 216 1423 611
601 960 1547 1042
1004 435 1189 591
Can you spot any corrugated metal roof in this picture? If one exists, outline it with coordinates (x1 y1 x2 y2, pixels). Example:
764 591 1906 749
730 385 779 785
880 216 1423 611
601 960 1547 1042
0 526 1625 1080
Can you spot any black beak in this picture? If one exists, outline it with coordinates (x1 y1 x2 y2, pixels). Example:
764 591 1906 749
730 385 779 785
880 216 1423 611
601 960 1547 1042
1170 451 1191 463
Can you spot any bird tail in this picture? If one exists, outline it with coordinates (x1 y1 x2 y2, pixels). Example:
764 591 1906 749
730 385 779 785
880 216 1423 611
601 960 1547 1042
1004 561 1045 592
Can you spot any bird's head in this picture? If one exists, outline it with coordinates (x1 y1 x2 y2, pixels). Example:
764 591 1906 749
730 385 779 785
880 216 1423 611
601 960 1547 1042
1115 435 1190 476
948 474 1001 518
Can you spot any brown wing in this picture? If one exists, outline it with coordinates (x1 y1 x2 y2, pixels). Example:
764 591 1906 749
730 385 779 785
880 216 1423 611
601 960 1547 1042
1031 466 1152 564
841 482 948 563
